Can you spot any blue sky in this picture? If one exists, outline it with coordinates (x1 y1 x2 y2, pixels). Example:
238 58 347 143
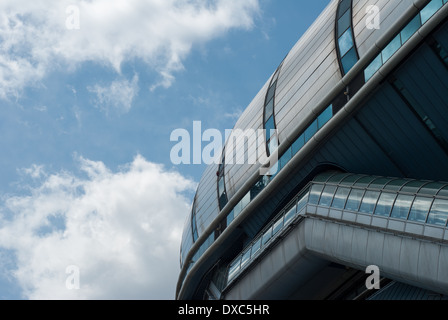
0 0 329 300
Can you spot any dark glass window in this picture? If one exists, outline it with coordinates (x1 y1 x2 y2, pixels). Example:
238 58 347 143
292 134 305 155
265 98 274 121
304 119 318 142
318 105 333 129
265 116 275 141
266 81 277 104
219 193 228 210
341 47 358 74
365 54 383 81
338 9 351 37
382 34 401 63
420 0 443 24
338 28 354 57
338 0 351 17
191 201 199 242
279 148 292 170
401 15 421 44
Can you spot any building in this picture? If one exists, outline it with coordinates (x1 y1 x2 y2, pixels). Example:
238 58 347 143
176 0 448 300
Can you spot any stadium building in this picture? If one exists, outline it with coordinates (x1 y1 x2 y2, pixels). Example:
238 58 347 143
177 0 448 300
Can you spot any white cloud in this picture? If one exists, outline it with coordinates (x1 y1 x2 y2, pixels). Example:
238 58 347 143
88 74 139 115
0 0 260 98
0 155 196 299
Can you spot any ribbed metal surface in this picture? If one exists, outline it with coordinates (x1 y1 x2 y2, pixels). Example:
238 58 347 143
369 281 448 300
352 0 415 57
276 0 340 143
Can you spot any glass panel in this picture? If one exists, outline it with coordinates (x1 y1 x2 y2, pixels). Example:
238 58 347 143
338 0 351 17
304 119 318 142
319 185 337 207
401 180 428 193
354 176 377 188
314 171 340 183
264 98 274 122
427 199 448 226
266 81 277 103
340 174 362 186
382 34 402 63
250 177 265 200
269 160 279 178
292 134 305 155
332 187 350 209
400 15 421 44
272 217 284 236
265 116 275 142
251 237 262 258
327 173 351 184
338 9 351 37
218 176 225 196
284 203 297 225
240 248 252 269
226 210 235 226
279 148 292 170
338 28 354 57
437 185 448 197
228 259 241 281
420 0 443 24
384 179 409 192
262 227 273 245
345 188 365 211
369 177 391 190
268 134 278 155
341 47 358 74
364 54 383 81
297 189 309 213
219 193 228 210
418 182 445 196
318 105 333 129
240 191 251 210
390 194 414 220
233 200 243 218
374 192 396 217
359 191 380 214
309 184 324 205
408 197 433 223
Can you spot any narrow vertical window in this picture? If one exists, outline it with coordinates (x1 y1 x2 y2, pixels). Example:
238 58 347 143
191 199 199 243
217 150 228 210
264 62 284 156
335 0 359 75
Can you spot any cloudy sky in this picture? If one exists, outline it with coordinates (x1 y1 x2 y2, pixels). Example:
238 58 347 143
0 0 329 300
